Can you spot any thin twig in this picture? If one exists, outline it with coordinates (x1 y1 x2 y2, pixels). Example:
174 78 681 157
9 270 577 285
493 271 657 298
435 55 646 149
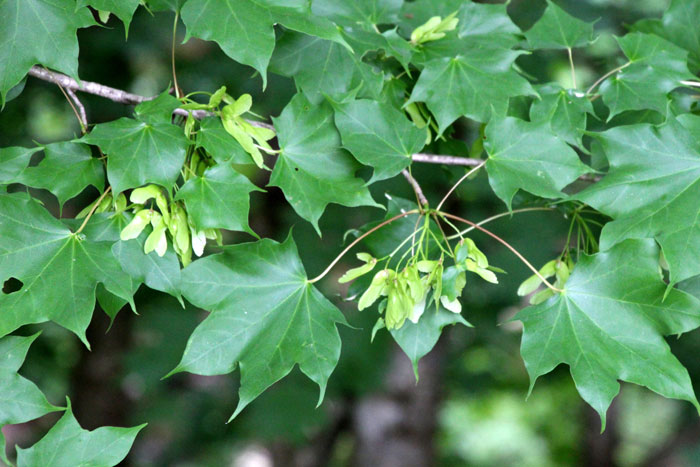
401 169 428 208
435 160 486 211
65 88 87 131
438 211 563 292
308 210 420 284
586 62 631 95
171 12 182 99
567 47 577 89
446 207 556 240
681 80 700 88
75 187 112 234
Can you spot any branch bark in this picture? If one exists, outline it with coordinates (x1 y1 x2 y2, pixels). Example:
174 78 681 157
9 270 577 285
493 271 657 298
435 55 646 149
401 169 429 207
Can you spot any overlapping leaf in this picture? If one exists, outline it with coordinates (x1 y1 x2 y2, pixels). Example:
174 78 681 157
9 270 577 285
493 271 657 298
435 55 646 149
408 49 535 133
0 0 94 103
269 93 380 233
83 117 188 195
632 0 700 71
333 99 427 182
576 117 700 284
77 0 141 34
197 118 253 164
15 399 145 467
0 146 41 183
312 0 402 27
516 239 700 428
484 116 590 209
0 334 62 465
17 142 104 207
181 0 348 87
524 0 595 50
599 32 694 119
270 31 383 103
173 236 347 419
175 164 262 236
530 83 593 146
0 193 134 346
391 303 468 377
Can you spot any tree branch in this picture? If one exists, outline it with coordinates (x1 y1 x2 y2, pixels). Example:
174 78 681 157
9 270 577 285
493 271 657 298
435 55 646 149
412 153 483 166
401 169 428 207
26 66 598 180
27 66 274 130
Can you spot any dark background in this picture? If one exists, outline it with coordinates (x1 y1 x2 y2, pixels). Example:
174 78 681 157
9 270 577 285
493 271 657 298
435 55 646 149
2 0 700 466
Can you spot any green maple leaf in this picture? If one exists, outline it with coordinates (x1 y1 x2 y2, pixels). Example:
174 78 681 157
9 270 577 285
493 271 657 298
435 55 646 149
456 1 521 48
484 116 590 209
269 93 381 234
576 117 700 285
76 0 141 35
181 0 275 85
599 32 694 119
0 333 62 465
312 0 402 27
171 235 347 419
0 0 94 103
342 28 413 73
16 398 145 467
516 239 700 429
333 99 427 183
407 50 535 133
530 83 594 146
270 32 383 103
632 0 700 71
391 304 469 378
196 118 252 165
0 193 134 346
175 164 262 236
0 146 41 183
83 117 189 194
181 0 348 88
524 0 595 50
17 142 104 208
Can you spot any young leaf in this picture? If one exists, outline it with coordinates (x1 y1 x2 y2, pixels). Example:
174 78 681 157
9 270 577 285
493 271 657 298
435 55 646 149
484 116 590 209
576 117 700 284
333 99 427 183
172 236 348 419
0 0 94 103
270 93 381 233
524 0 596 50
516 239 700 430
15 399 145 467
175 164 262 237
83 117 188 194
